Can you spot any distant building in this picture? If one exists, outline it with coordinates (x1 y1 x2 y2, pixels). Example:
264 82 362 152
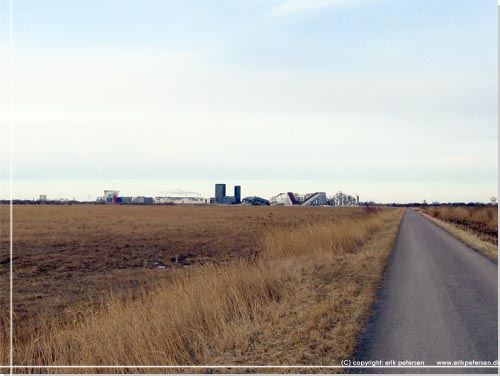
301 192 327 206
330 191 359 206
155 196 208 205
270 192 297 206
104 190 119 204
241 196 270 206
234 186 241 204
223 196 236 205
133 196 145 204
131 196 154 204
215 184 226 204
39 194 47 202
270 192 326 206
214 183 241 205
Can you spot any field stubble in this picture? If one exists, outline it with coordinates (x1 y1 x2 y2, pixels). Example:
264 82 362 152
0 205 404 372
2 205 353 321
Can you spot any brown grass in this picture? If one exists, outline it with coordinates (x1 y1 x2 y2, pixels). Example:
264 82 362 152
0 206 404 373
1 205 366 324
417 208 498 262
215 207 404 370
422 206 497 245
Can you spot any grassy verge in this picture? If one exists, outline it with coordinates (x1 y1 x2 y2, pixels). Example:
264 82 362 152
213 208 405 371
11 208 404 373
417 210 497 262
420 206 497 245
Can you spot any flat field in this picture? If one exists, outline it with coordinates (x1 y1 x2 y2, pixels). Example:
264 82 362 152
1 204 368 321
0 204 404 370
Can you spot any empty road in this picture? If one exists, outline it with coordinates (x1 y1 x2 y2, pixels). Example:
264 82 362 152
353 209 498 374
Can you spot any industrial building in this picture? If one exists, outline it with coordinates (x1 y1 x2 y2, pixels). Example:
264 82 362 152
98 190 154 205
215 184 226 204
155 196 208 205
223 196 236 205
93 186 358 207
212 184 242 205
132 196 154 205
269 192 327 206
234 186 241 204
103 190 120 203
269 191 359 207
155 190 208 205
330 191 359 206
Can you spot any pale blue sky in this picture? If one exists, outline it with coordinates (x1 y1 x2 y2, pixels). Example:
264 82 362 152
0 0 497 202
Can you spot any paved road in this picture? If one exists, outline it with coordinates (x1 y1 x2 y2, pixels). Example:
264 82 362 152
353 209 498 374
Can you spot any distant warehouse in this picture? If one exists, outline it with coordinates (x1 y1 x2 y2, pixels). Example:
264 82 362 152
155 196 208 205
98 190 154 205
98 189 208 205
155 189 208 205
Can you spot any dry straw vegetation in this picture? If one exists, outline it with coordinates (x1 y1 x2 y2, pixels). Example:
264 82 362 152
419 206 498 261
0 205 404 372
2 205 367 322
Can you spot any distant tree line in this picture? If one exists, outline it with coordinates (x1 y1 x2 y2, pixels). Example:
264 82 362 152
371 202 498 208
0 200 88 205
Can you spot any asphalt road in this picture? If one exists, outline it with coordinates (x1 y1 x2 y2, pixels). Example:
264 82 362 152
353 209 498 374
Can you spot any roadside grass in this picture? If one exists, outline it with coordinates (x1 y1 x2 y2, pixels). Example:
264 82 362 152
10 208 404 372
213 207 405 370
417 209 497 262
421 206 497 245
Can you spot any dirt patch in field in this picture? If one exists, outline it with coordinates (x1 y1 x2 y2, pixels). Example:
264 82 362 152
0 204 366 324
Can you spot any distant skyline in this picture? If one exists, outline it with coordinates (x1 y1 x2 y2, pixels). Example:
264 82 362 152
1 178 497 204
0 0 497 203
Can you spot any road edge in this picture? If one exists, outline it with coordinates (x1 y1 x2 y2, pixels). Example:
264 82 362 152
347 208 407 373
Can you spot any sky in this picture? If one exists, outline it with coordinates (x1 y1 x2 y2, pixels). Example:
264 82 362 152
0 0 497 203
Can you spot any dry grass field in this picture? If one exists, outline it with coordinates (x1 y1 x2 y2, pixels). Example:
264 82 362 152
0 204 404 372
2 205 354 321
423 206 497 245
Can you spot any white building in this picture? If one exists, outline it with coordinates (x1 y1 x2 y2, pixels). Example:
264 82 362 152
155 196 208 205
270 192 326 206
331 191 359 206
